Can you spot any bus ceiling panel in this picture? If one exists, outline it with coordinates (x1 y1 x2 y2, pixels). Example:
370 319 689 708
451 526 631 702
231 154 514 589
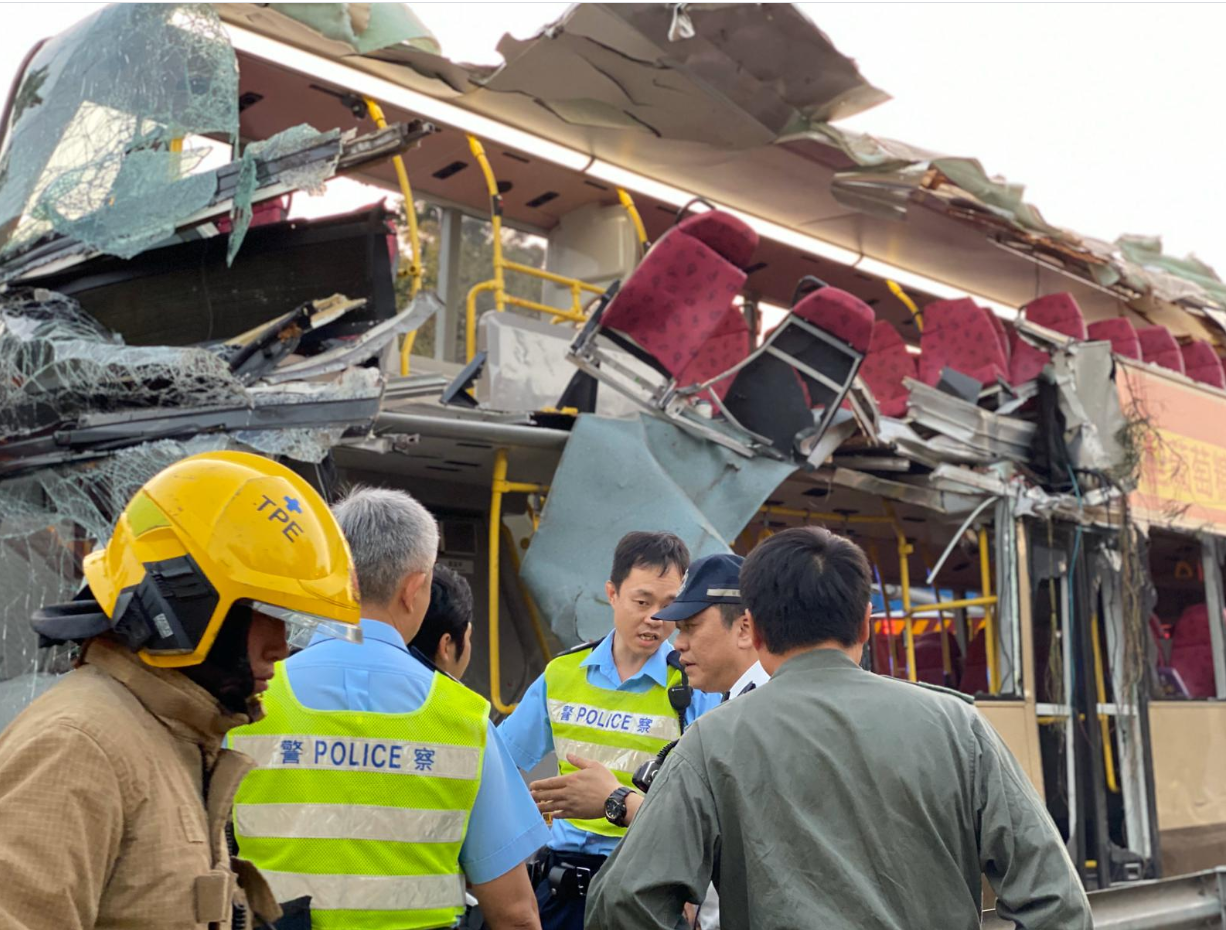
858 199 1129 322
236 51 616 230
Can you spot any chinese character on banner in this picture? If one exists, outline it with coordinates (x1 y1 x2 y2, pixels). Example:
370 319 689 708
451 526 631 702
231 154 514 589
414 748 436 772
280 739 304 764
559 705 574 723
636 716 652 735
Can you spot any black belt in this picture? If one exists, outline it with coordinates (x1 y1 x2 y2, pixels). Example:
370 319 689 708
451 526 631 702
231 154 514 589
530 849 608 901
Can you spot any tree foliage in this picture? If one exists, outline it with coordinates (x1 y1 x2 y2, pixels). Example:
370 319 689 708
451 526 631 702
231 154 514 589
393 199 546 360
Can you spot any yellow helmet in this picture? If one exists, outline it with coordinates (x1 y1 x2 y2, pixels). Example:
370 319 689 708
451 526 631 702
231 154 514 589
80 450 361 667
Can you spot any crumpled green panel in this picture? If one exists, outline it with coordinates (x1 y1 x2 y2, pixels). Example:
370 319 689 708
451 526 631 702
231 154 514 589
1117 235 1226 307
0 4 238 260
226 124 340 265
270 3 439 54
930 157 1064 239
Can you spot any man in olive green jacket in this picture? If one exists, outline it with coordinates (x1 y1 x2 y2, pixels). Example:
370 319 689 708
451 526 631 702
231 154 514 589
587 526 1091 930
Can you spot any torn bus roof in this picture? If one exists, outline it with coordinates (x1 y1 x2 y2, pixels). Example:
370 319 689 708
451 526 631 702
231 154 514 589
216 2 1226 341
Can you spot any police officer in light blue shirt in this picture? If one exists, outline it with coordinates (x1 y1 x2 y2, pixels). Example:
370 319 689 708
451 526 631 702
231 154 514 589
246 487 548 930
498 532 721 930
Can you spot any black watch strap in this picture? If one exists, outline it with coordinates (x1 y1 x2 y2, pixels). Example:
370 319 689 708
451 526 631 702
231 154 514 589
605 786 635 827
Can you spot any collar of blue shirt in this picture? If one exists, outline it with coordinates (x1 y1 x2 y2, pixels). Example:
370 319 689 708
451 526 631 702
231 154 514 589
308 617 407 652
578 632 672 687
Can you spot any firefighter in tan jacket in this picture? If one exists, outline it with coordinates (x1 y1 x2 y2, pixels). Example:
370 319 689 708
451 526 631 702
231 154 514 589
0 451 362 930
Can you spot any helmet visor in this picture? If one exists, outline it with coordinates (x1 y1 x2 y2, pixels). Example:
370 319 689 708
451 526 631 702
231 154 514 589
250 600 364 650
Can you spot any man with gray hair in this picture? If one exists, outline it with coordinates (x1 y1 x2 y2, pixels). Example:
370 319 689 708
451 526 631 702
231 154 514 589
232 486 548 930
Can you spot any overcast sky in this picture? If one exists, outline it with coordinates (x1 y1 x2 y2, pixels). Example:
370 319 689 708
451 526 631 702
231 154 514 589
3 3 1224 272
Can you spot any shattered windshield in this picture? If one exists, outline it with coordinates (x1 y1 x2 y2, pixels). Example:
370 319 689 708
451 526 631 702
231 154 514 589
0 3 238 260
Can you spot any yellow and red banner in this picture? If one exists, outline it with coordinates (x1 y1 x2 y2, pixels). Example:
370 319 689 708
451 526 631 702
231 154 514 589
1118 359 1226 530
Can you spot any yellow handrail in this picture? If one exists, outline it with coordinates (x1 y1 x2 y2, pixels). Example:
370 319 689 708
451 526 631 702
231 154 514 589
883 501 918 682
488 448 549 713
362 98 424 377
1090 616 1120 793
909 594 998 614
618 187 649 252
500 524 553 664
464 134 607 362
887 279 922 331
978 526 999 694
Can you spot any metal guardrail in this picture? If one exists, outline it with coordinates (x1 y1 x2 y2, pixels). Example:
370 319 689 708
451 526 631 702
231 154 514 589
982 868 1226 929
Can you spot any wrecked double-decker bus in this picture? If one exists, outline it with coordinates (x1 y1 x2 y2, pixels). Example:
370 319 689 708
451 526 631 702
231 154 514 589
3 2 1226 918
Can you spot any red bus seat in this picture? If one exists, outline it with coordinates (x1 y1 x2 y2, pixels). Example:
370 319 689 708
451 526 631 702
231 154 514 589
1024 293 1088 340
1169 604 1219 698
913 630 962 688
859 320 916 418
1087 318 1142 360
599 211 757 381
1180 341 1226 388
960 631 989 695
919 299 1009 388
1137 325 1185 374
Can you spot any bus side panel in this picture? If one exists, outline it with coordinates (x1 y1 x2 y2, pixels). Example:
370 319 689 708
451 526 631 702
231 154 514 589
978 701 1045 795
1149 703 1226 873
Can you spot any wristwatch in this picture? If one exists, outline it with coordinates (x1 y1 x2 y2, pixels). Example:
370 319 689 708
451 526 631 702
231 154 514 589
604 786 636 827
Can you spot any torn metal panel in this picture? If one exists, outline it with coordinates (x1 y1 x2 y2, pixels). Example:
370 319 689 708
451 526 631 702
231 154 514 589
521 413 795 643
928 464 1011 497
483 3 887 148
1 122 429 283
830 467 985 515
904 379 1036 463
1048 341 1128 473
34 205 401 347
0 5 238 261
260 291 441 384
219 294 362 384
477 310 658 419
1 368 383 478
0 288 248 441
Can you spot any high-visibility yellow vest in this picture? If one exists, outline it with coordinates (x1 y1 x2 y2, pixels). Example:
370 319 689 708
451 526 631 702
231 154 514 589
231 662 488 930
544 645 683 838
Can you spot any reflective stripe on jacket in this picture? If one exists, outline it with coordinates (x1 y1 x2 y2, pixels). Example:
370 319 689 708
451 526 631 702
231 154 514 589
232 661 488 930
544 648 682 838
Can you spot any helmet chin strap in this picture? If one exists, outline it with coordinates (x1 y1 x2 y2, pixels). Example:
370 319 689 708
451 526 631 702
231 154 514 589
181 603 256 716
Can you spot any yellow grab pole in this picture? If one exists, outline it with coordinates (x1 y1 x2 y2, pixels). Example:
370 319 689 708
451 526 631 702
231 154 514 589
887 279 922 331
362 98 424 377
488 449 550 712
466 280 498 363
467 135 505 312
501 524 552 664
489 449 514 714
617 188 648 252
1091 617 1120 793
883 502 917 682
979 527 999 695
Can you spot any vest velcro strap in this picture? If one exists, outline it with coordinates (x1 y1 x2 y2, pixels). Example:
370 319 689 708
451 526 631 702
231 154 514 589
261 870 465 912
235 803 467 844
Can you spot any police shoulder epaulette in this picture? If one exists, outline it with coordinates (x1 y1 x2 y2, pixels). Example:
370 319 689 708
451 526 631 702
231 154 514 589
907 679 976 705
554 636 605 659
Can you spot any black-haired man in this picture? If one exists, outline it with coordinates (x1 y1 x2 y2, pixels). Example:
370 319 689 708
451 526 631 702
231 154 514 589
499 531 721 930
410 564 475 680
587 526 1092 930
